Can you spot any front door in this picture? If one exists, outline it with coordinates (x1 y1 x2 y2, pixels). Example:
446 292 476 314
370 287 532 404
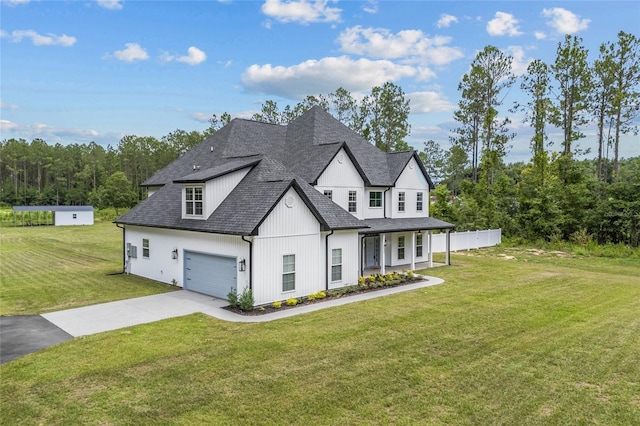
364 236 380 268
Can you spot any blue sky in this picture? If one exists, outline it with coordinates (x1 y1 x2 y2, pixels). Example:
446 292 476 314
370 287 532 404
1 0 639 163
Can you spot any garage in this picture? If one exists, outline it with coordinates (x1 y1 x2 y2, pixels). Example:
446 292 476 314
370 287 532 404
184 251 237 299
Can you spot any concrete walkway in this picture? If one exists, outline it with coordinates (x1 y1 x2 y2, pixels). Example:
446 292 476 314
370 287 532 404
42 276 444 336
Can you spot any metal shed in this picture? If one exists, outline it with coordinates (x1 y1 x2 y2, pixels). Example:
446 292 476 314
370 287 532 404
11 206 94 226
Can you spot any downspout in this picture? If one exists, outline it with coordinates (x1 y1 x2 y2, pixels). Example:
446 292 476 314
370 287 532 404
241 236 253 290
115 223 126 274
383 188 391 218
325 230 334 291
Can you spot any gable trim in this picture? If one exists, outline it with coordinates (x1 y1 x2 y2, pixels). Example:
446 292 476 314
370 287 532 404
312 142 371 187
391 151 435 190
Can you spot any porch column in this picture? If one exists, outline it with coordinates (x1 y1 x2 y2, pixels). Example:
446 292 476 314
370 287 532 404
445 229 451 266
410 231 416 271
380 233 386 275
428 230 433 268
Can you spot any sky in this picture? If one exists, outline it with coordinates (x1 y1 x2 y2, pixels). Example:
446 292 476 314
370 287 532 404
1 0 639 163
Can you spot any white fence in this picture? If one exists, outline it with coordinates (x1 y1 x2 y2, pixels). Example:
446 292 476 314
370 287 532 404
431 229 502 253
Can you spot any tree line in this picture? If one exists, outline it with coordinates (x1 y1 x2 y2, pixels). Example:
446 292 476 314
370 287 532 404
1 32 638 245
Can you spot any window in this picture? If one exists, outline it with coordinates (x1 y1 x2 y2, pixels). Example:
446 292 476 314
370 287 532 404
142 238 150 258
348 191 357 213
398 192 405 212
417 192 423 212
324 190 333 200
398 236 405 260
282 254 295 292
369 191 382 208
72 213 77 219
416 234 423 257
331 248 342 282
185 186 203 216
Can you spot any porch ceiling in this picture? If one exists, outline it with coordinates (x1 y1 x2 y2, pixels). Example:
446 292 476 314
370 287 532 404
359 217 455 235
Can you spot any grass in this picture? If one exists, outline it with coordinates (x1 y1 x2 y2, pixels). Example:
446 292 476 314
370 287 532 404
1 239 639 424
0 219 174 315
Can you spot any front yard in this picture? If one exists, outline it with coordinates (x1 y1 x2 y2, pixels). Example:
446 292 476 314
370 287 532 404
1 229 638 424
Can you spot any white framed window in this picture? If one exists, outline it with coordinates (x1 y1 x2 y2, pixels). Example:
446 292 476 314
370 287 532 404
398 192 405 212
417 192 423 212
398 236 405 260
369 191 382 208
416 234 423 257
348 191 357 213
185 186 204 217
72 213 77 219
282 254 295 292
331 248 342 282
142 238 150 259
324 190 333 200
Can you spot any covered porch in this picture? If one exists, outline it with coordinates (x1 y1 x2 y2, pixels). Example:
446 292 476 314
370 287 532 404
359 217 455 277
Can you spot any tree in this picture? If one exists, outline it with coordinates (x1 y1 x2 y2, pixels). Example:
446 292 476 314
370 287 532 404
90 171 137 213
551 35 592 158
419 140 446 185
516 59 556 186
358 82 411 152
453 46 515 187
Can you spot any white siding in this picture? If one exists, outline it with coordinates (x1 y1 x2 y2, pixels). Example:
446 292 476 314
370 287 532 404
315 149 364 219
252 188 323 305
326 231 360 289
364 188 388 219
124 225 250 294
206 168 251 216
146 186 162 198
390 157 430 218
54 210 93 226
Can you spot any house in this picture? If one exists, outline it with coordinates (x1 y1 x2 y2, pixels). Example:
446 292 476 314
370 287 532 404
115 107 454 306
12 205 94 226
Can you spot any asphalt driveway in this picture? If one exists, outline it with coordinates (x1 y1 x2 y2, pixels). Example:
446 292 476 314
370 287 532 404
0 315 72 364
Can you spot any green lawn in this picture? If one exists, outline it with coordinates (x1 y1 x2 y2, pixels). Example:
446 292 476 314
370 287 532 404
1 239 639 424
0 220 174 315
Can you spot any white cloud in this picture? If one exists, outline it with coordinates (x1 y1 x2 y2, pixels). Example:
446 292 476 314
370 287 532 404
3 30 76 46
191 112 211 123
534 31 546 40
408 91 455 113
261 0 341 24
436 14 458 28
113 43 149 62
96 0 123 10
1 100 18 110
505 45 532 76
241 56 416 99
1 0 31 6
0 120 104 141
542 8 590 34
1 119 19 131
487 12 523 37
337 26 464 66
362 0 377 14
177 46 207 65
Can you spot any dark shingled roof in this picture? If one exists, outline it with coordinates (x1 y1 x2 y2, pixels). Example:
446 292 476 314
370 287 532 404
118 107 441 235
360 218 456 234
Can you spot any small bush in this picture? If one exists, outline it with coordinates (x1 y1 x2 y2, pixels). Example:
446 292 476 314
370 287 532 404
316 291 326 299
227 288 238 309
272 300 282 309
286 297 298 306
358 276 366 287
308 292 317 301
238 287 254 312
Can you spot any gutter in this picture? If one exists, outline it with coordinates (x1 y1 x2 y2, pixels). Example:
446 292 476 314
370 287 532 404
114 222 126 274
383 187 391 218
241 236 253 290
325 230 334 291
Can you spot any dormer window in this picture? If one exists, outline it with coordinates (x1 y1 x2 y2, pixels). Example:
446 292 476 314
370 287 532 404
185 186 204 217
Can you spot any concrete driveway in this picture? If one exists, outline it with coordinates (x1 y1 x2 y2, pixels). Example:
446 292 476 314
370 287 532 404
1 277 444 364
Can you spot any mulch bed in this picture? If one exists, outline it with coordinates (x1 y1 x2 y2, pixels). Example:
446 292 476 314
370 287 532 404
223 276 427 316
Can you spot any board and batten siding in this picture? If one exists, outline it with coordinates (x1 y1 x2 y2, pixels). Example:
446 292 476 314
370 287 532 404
252 187 322 305
315 148 365 219
206 168 251 217
124 225 249 292
326 231 360 289
390 157 430 218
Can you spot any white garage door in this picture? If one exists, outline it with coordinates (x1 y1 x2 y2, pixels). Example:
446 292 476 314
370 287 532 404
184 251 237 299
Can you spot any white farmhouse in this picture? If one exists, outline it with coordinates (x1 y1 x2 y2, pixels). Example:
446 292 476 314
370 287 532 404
115 107 454 305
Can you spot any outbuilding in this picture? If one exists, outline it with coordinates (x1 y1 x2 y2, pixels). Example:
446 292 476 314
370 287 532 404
12 206 94 226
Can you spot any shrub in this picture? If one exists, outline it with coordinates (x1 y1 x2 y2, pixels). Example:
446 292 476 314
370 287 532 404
272 300 282 309
308 292 317 301
286 298 298 306
358 276 366 287
238 287 254 312
227 288 238 309
316 291 326 299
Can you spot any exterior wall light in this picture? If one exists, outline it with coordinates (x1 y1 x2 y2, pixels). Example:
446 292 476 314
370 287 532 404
239 258 246 271
171 248 178 260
